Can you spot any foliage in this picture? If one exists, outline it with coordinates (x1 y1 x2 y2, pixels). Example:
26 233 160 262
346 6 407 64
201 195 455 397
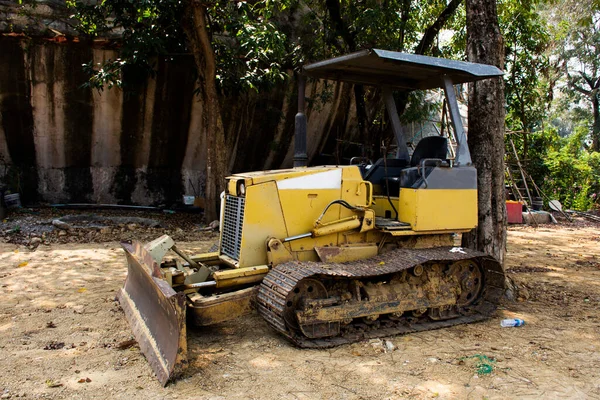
68 0 291 92
67 0 187 90
208 1 290 92
546 0 600 150
518 125 600 210
499 0 550 133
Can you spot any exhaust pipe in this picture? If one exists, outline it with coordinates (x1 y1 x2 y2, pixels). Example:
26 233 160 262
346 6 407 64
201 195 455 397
293 74 308 167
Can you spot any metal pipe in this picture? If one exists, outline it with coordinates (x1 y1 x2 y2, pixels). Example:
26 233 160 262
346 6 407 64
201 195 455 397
182 281 217 289
313 218 361 237
382 86 410 162
442 75 472 166
171 245 201 270
294 74 308 167
283 232 312 242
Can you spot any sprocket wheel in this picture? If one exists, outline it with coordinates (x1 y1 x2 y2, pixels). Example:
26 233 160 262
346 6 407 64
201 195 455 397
454 260 483 307
284 278 328 330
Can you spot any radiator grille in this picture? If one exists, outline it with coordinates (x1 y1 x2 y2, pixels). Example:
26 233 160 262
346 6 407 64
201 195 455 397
221 195 245 260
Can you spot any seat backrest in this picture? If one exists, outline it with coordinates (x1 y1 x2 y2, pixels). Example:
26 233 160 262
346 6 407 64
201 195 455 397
410 136 448 167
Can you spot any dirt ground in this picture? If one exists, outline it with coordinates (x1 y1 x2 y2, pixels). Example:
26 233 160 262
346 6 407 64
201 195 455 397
1 222 599 399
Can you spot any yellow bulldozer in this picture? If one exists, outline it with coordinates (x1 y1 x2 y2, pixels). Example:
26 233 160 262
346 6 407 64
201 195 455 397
118 49 506 385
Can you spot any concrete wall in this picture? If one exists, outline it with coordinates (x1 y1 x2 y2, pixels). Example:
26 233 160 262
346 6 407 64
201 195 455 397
0 38 201 204
0 37 358 205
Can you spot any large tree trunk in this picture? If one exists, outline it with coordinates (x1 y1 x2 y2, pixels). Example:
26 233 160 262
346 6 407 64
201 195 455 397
462 0 507 265
592 91 600 152
182 1 228 222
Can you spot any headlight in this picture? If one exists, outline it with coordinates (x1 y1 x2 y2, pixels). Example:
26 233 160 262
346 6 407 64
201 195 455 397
237 181 246 196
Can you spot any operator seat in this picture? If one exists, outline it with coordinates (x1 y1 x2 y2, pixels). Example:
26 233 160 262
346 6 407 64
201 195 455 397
383 136 449 192
410 136 448 167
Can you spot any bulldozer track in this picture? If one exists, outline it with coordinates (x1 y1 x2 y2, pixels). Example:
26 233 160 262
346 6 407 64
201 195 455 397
257 247 505 348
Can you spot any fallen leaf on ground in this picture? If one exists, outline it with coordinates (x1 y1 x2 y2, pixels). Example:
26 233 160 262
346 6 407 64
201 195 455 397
45 379 63 388
18 261 28 267
77 288 87 293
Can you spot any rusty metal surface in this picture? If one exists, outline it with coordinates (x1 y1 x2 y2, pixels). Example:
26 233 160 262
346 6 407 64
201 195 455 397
118 241 188 386
257 246 505 348
188 286 258 326
315 245 378 263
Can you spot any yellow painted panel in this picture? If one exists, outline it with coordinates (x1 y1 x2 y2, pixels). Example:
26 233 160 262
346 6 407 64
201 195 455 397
340 167 371 211
371 195 400 219
234 165 386 265
278 188 341 252
238 181 289 268
398 188 477 231
229 165 347 185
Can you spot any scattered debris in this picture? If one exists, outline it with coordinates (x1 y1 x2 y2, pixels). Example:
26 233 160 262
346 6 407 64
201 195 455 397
508 266 552 273
1 208 218 246
46 321 56 328
77 377 92 383
369 338 396 353
43 341 65 350
460 354 496 375
385 340 396 352
500 318 525 327
51 219 72 231
116 339 137 350
450 247 466 254
45 379 63 388
200 220 220 231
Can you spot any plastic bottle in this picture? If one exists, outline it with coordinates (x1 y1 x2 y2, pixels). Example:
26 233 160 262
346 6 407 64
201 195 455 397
500 318 525 327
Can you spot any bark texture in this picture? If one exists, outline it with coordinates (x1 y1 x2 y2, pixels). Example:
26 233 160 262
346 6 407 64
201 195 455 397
182 1 228 222
592 92 600 151
462 0 507 265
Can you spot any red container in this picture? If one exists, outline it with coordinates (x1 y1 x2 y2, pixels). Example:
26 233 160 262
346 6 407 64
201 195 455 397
506 201 523 224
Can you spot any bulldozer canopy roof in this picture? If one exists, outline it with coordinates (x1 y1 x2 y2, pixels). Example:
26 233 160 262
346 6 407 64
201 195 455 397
303 49 503 90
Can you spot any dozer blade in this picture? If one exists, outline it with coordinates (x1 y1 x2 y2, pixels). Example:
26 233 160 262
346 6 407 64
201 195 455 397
117 241 188 386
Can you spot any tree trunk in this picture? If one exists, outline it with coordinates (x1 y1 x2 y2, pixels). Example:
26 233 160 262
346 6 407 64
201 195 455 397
592 91 600 152
182 1 228 222
462 0 507 265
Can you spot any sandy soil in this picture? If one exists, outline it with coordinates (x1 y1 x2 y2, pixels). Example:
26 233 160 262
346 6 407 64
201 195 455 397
0 225 599 399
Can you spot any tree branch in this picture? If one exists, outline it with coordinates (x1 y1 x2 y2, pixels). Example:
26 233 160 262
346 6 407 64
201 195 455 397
398 0 412 51
570 80 592 96
325 0 356 51
414 0 463 55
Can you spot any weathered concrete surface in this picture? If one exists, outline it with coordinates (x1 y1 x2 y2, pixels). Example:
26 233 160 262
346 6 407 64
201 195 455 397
0 37 359 205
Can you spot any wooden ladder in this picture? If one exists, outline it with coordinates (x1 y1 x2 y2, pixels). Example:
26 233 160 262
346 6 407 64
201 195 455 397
505 137 539 225
506 137 537 206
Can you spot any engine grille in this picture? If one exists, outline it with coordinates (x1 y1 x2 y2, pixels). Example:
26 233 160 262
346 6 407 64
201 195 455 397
221 195 245 261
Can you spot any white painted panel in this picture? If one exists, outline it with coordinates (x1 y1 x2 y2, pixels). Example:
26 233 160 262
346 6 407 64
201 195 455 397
277 169 342 190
